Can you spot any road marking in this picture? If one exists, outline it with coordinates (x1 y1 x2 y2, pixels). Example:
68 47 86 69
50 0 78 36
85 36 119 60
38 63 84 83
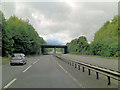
33 61 38 64
23 65 32 73
4 78 17 88
56 62 84 88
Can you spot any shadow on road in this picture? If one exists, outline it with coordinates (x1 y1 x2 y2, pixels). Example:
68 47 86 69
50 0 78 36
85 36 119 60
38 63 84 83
10 63 25 66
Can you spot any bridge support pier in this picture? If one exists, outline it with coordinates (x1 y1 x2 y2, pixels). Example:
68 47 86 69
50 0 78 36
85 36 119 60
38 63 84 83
64 47 68 54
54 47 56 54
41 47 44 54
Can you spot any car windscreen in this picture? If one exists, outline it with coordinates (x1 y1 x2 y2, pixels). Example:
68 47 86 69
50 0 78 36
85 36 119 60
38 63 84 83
12 54 22 57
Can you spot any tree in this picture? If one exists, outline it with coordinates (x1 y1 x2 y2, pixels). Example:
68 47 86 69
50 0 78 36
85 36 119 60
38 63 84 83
1 11 14 56
67 36 89 54
2 14 46 56
67 15 119 57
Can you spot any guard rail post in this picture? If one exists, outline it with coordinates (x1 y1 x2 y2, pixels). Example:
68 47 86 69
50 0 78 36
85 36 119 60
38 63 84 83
88 69 91 75
107 76 111 85
96 72 99 79
83 67 85 72
68 61 69 64
78 65 80 70
75 63 77 68
72 61 74 66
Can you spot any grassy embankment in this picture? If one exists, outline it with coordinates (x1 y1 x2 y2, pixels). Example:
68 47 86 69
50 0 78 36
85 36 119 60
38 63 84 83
0 57 2 65
54 54 61 56
69 53 119 60
2 57 10 65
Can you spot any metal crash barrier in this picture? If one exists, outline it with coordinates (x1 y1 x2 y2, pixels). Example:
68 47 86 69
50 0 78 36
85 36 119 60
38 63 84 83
55 55 120 85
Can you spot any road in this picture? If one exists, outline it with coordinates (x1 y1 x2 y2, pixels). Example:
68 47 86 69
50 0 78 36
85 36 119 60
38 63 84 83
2 55 79 88
2 55 118 88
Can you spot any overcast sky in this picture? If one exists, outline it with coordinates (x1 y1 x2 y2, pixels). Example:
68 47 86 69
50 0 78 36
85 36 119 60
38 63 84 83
2 0 118 45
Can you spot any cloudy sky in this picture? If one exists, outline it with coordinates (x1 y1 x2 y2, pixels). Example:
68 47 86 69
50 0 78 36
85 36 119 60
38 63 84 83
2 0 118 45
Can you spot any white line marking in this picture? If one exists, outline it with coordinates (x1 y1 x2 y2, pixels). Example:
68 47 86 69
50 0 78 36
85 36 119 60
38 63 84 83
33 61 38 64
23 65 32 72
4 78 17 88
57 62 85 88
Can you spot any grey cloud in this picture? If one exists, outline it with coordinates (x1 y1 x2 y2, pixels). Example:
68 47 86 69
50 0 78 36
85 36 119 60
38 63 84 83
2 2 16 19
2 2 118 44
23 2 72 22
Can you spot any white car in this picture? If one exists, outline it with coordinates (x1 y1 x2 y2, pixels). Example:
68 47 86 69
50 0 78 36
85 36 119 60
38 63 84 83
10 53 27 66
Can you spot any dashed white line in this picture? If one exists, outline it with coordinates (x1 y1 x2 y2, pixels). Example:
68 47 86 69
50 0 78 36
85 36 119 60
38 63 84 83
33 61 38 64
23 65 32 73
57 62 85 88
4 78 17 88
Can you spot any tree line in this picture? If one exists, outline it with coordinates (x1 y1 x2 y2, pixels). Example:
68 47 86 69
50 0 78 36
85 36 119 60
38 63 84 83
1 11 46 57
67 15 119 57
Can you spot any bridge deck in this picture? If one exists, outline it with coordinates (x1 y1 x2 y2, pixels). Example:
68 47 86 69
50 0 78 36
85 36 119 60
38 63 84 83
41 44 67 48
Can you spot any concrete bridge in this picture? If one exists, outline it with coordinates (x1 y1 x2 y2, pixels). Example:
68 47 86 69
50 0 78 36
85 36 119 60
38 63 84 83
40 44 68 54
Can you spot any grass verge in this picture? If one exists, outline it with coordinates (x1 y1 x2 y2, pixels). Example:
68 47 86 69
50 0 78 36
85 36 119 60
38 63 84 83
2 57 10 65
0 56 2 65
54 54 61 56
26 54 41 58
69 53 119 60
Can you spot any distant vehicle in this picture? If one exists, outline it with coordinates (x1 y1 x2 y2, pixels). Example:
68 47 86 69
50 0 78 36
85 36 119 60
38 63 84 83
10 53 27 66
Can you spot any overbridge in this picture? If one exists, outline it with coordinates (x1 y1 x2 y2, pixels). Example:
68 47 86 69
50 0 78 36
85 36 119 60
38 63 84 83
40 44 68 54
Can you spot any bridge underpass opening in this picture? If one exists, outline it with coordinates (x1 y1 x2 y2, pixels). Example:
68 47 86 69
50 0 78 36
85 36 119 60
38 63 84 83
40 45 68 54
47 48 64 54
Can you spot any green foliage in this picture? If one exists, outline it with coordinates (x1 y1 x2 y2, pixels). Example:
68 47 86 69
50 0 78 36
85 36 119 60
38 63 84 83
91 15 119 57
1 11 14 56
2 12 46 57
0 11 2 55
67 36 89 54
67 15 119 57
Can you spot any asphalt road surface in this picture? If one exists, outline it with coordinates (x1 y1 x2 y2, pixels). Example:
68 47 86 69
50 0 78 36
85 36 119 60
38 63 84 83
2 55 118 88
2 55 79 88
